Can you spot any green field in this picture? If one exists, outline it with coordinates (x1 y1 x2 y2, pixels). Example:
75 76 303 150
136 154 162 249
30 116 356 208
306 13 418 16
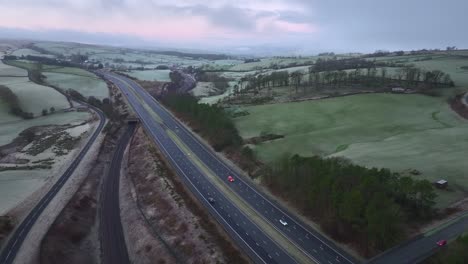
410 56 468 87
234 94 468 207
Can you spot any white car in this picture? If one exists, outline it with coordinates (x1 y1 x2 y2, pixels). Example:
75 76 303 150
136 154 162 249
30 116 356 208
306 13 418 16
279 219 288 226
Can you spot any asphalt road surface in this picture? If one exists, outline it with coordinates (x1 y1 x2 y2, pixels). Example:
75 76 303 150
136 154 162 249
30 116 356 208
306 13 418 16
0 105 106 264
369 214 468 264
100 71 356 264
100 124 136 264
100 71 295 263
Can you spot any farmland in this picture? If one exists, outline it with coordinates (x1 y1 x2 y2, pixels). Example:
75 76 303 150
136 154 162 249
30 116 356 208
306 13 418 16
121 69 171 82
0 61 70 116
234 94 468 207
31 41 224 68
11 48 55 59
0 47 95 216
4 60 109 99
44 72 108 99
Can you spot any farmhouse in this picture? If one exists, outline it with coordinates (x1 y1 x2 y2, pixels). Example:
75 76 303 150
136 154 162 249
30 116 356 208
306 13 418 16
434 179 448 189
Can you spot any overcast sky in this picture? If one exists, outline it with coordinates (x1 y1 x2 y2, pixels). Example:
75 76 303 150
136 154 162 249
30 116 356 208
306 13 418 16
0 0 467 54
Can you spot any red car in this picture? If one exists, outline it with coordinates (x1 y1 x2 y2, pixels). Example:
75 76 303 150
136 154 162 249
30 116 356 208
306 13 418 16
436 240 447 247
227 175 235 182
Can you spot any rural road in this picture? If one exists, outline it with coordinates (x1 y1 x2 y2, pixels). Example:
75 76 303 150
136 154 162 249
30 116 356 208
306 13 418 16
0 105 106 264
100 71 356 264
100 124 136 264
368 214 468 264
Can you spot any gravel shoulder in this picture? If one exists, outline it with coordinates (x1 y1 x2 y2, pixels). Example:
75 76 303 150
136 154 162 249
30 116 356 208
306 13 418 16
119 142 177 264
123 126 249 263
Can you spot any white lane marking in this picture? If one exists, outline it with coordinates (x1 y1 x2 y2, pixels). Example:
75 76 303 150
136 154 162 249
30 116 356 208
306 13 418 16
109 76 271 264
164 101 355 263
111 74 298 264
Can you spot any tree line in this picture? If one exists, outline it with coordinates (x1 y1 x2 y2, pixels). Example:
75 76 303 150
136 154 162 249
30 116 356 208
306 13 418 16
263 154 437 256
234 62 454 96
196 72 230 91
0 85 34 119
162 95 243 151
159 93 440 257
67 89 117 119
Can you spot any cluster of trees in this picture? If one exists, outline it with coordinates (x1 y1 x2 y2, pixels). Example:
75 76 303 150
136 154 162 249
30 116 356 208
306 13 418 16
4 55 74 68
156 65 169 70
364 49 444 58
0 85 33 119
364 50 404 57
196 72 230 91
235 63 454 97
41 107 55 116
70 53 88 64
318 52 335 56
148 50 230 60
244 58 261 63
263 154 437 255
313 57 375 72
29 63 44 84
169 71 185 88
162 95 242 151
67 89 116 119
27 44 64 58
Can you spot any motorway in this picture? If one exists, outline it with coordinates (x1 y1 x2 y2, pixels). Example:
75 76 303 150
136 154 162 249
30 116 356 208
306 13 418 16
100 124 136 264
0 105 106 264
100 71 356 264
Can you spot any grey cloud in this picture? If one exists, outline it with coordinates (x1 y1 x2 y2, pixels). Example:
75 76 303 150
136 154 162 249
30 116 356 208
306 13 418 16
1 0 467 53
188 5 255 30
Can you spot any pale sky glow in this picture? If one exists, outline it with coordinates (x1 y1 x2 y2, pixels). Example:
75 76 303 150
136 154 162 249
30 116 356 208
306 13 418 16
0 0 467 53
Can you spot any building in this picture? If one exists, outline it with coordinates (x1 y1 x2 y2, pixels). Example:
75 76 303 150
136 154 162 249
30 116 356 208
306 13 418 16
434 179 448 189
391 87 406 93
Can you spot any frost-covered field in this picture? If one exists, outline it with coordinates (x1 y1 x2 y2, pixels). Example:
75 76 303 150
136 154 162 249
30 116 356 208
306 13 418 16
0 111 90 145
0 170 48 214
33 42 115 57
0 76 69 115
44 72 109 99
122 69 171 82
11 48 55 58
0 60 70 116
4 60 109 99
191 82 216 97
0 119 93 214
0 61 28 77
33 42 206 67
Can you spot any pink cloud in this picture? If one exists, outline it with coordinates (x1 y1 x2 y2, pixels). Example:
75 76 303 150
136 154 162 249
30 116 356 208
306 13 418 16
255 16 318 35
0 3 318 43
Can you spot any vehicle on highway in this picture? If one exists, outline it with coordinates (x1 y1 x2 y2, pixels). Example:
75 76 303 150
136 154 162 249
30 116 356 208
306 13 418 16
208 197 215 203
227 175 234 182
279 219 288 226
436 240 447 246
